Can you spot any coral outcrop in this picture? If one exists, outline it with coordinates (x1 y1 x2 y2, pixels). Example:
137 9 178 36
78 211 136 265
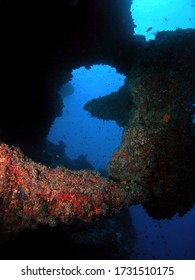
0 143 148 238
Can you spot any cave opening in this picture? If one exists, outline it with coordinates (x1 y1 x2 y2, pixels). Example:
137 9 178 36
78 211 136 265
47 64 126 172
131 0 195 41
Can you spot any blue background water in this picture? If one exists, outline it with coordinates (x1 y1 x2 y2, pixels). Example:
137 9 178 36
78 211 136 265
48 65 125 171
131 0 195 41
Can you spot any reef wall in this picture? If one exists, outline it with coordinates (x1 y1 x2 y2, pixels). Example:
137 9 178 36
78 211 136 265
107 30 195 218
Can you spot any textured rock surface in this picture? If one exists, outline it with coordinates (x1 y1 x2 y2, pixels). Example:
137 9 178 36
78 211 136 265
84 85 133 127
0 143 148 238
108 30 195 218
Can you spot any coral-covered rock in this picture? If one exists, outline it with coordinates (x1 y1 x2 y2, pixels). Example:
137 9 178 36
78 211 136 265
0 143 148 238
108 30 195 218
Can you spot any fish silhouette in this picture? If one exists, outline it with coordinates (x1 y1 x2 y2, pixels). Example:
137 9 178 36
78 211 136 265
146 27 153 32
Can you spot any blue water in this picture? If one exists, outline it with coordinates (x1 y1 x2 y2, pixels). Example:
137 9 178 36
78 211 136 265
48 65 125 171
130 205 195 260
131 0 195 41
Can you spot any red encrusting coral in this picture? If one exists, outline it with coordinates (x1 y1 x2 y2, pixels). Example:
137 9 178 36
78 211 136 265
0 143 148 238
163 113 171 123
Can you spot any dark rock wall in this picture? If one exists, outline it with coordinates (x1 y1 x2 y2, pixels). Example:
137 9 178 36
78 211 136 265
108 30 195 219
0 0 139 160
84 85 133 127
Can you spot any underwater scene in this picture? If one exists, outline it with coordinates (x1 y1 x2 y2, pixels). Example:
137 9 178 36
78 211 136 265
0 0 195 260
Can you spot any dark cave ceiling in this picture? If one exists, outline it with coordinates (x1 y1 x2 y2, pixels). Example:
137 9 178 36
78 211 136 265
0 0 143 159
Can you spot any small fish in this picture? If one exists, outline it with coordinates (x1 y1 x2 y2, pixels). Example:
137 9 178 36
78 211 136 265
146 27 153 32
164 18 168 21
